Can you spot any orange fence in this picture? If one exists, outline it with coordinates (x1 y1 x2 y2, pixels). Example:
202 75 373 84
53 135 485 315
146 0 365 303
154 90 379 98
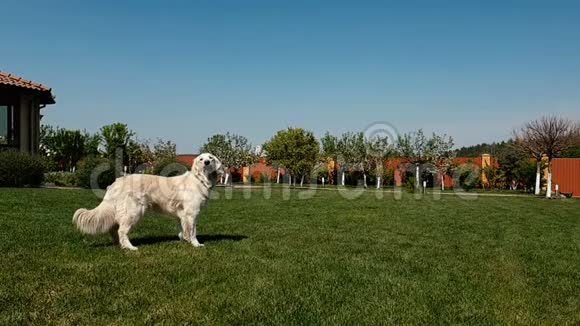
552 158 580 198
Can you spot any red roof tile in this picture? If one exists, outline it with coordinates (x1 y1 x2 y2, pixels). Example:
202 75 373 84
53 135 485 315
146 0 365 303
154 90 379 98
0 71 55 104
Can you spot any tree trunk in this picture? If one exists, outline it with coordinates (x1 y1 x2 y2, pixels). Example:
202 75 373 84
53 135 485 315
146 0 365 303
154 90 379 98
341 171 346 186
415 165 420 190
300 175 304 187
277 168 281 184
363 174 367 188
224 172 230 186
289 175 292 187
546 161 552 198
377 176 381 189
441 174 445 191
535 162 541 195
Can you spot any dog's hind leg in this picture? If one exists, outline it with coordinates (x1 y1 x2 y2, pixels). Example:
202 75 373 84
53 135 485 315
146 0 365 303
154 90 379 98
116 194 145 251
118 223 138 251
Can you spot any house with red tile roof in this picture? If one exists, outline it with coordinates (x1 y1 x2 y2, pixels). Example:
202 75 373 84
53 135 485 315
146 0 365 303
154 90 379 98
0 71 55 153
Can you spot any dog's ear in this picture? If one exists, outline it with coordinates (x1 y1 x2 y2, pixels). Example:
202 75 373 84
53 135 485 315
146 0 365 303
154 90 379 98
191 157 202 177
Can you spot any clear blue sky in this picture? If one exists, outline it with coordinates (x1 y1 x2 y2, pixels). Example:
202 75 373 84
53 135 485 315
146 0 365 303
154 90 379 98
2 0 580 153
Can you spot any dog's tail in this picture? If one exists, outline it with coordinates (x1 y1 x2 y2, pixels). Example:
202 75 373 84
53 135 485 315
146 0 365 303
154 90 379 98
73 200 116 235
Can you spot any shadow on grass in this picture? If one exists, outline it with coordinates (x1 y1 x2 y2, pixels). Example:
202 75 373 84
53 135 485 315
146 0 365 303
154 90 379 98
131 234 248 246
90 234 248 247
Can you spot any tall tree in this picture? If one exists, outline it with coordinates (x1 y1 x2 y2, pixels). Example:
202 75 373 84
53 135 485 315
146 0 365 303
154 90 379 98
39 124 56 157
83 131 102 158
495 140 529 190
100 123 134 162
396 129 430 189
515 116 580 197
56 129 86 171
40 125 86 171
200 133 253 185
320 132 339 185
153 138 177 160
263 128 320 187
366 134 394 188
337 132 366 186
426 133 455 190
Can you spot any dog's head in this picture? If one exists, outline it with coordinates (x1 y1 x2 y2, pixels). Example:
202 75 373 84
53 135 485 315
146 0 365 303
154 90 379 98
192 153 224 185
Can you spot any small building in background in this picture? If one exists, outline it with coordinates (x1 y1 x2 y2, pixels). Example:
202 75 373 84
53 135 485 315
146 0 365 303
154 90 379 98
0 72 55 153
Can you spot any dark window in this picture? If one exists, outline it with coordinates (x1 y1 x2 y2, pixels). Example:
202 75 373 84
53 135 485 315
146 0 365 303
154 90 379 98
0 105 17 147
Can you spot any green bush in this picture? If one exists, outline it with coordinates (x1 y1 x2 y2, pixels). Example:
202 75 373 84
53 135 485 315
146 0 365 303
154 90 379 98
76 156 118 189
455 165 482 191
152 157 188 177
0 151 46 187
517 160 541 192
403 176 416 193
44 171 78 187
398 170 416 193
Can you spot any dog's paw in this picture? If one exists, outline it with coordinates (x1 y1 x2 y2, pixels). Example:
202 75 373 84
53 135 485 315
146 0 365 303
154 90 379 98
178 232 184 241
192 241 205 248
122 245 138 251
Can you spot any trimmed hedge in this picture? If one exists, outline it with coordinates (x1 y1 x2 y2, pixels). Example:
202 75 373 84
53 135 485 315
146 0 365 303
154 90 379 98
0 151 46 187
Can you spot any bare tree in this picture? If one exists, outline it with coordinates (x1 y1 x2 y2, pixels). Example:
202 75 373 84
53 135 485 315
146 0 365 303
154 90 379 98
514 116 580 197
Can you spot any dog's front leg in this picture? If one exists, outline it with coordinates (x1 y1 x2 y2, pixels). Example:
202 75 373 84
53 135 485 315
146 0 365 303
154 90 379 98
191 210 204 248
179 209 203 247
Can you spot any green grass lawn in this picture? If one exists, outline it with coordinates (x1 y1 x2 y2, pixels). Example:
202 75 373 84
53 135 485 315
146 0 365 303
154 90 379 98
1 188 580 325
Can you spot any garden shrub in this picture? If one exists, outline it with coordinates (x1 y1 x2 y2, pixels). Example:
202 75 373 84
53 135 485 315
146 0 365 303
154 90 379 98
399 171 416 193
0 151 46 187
403 176 416 193
455 165 482 191
517 160 540 192
152 157 189 177
44 171 78 187
76 156 117 189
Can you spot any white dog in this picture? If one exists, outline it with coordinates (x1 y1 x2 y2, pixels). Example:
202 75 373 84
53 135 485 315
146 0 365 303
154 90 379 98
73 153 223 250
